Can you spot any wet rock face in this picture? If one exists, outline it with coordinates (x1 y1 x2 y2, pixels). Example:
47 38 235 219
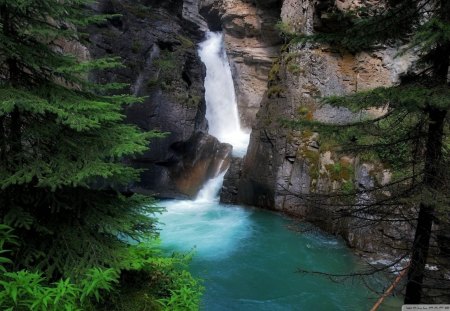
200 0 282 129
88 0 228 198
220 156 242 204
168 132 232 197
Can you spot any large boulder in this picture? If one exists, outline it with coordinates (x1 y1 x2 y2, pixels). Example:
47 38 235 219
168 132 232 197
219 156 242 203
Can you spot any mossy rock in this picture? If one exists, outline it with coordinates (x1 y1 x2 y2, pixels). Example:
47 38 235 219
299 148 320 183
283 51 301 63
287 63 303 75
131 40 142 54
154 51 177 72
267 85 284 98
176 35 195 49
341 180 355 194
268 61 280 82
122 3 153 19
147 77 160 88
325 159 354 182
301 130 314 140
297 106 309 116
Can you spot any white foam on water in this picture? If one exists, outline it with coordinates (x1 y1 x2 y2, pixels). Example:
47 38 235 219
158 196 253 260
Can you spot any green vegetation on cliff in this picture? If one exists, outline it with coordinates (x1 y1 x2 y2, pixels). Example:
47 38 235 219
0 0 201 309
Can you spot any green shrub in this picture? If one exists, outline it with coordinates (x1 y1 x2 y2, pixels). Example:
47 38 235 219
287 63 303 75
0 225 118 311
0 225 204 311
341 180 355 194
274 21 296 40
158 270 203 311
268 61 280 82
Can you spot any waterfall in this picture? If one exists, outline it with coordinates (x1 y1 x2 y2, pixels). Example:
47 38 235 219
194 172 226 203
198 32 250 158
191 31 250 202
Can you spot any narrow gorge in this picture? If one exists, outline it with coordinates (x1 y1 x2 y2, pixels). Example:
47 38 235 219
88 0 449 307
158 30 401 310
1 0 446 309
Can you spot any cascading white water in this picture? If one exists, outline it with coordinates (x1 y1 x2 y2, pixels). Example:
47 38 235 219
158 32 254 258
195 172 226 203
198 32 250 158
191 31 251 202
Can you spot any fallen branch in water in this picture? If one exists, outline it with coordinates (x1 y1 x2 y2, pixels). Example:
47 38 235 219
370 261 411 311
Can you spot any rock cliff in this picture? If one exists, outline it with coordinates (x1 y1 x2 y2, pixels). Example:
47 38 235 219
88 0 230 198
233 0 416 254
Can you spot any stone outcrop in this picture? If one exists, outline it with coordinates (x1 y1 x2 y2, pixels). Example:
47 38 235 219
220 156 242 203
88 0 228 198
280 0 315 34
238 44 410 212
165 132 232 197
183 0 209 33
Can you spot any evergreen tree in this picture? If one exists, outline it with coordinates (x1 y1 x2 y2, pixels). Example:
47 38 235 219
0 0 164 278
289 0 449 304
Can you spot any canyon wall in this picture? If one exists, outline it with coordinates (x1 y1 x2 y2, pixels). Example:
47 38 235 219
88 0 230 198
86 0 281 199
227 0 416 254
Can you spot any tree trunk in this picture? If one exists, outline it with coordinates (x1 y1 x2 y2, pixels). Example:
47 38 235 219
404 107 447 303
404 0 450 303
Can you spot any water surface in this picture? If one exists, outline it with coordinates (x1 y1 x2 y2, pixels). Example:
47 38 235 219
158 198 402 311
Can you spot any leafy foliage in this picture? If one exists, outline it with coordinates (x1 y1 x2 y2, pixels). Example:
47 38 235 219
158 270 203 311
0 0 202 310
0 0 166 278
0 226 203 311
0 225 119 311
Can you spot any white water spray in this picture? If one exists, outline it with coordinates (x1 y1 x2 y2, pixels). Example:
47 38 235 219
198 32 250 158
190 31 251 203
195 172 226 203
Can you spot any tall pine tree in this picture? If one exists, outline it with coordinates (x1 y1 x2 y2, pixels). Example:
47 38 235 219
289 0 449 304
0 0 164 278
